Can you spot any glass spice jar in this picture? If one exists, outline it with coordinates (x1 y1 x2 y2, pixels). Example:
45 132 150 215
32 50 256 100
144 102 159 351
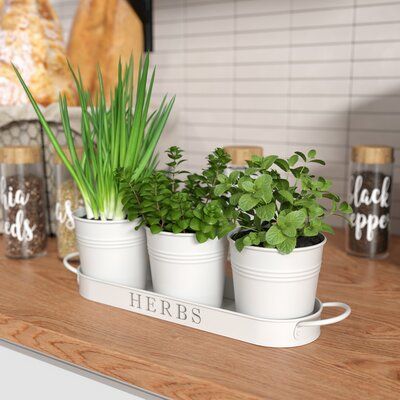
346 145 394 259
0 146 47 258
53 148 82 259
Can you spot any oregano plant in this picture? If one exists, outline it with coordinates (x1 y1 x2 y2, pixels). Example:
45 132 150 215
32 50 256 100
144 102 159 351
214 149 352 254
119 147 237 243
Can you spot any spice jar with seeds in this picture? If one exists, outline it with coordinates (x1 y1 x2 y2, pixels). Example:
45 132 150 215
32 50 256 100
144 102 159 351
53 148 83 259
346 145 394 259
0 146 47 258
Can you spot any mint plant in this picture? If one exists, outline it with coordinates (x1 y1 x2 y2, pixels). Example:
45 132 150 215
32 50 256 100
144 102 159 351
215 150 352 254
119 147 237 243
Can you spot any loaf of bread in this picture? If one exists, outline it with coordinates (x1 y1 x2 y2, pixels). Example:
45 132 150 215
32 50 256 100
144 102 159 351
68 0 144 101
0 0 76 106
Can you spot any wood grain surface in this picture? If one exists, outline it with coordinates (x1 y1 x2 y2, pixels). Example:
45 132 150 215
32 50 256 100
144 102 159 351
0 231 399 400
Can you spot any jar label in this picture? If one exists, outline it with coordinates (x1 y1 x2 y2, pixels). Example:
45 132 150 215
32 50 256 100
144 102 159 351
1 176 36 242
348 173 391 250
55 200 75 230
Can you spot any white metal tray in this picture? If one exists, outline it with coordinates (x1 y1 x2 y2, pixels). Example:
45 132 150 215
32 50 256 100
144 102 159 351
64 256 351 348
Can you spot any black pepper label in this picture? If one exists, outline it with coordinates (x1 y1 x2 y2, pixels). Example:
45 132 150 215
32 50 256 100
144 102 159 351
348 171 391 256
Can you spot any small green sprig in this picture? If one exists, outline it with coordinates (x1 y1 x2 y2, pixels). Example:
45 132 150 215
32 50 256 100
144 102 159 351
215 149 352 254
119 147 237 243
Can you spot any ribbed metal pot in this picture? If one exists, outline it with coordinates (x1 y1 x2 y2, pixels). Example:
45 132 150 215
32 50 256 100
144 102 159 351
229 234 326 319
73 209 148 288
146 228 226 307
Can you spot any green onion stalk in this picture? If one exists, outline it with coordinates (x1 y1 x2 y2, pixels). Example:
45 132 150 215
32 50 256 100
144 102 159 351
14 54 175 220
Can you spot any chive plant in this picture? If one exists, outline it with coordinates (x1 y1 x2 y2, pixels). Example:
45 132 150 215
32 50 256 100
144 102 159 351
14 54 175 220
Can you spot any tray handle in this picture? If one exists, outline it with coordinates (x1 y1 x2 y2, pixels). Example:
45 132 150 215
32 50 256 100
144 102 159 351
63 252 80 275
297 302 351 330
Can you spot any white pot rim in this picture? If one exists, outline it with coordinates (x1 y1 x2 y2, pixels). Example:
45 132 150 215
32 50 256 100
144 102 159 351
73 208 139 225
145 226 197 238
229 231 327 254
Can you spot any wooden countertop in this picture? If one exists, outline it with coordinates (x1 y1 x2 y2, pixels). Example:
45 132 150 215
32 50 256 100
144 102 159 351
0 232 399 399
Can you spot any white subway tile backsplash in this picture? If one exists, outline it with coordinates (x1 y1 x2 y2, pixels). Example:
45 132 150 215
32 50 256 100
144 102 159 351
291 79 350 95
236 30 290 47
355 3 400 24
236 14 290 31
291 44 352 62
289 111 348 130
289 96 350 112
185 17 234 35
235 110 288 127
236 80 289 95
236 64 290 79
350 113 400 131
354 42 400 60
355 22 400 42
234 126 288 143
236 95 288 111
186 80 233 95
291 62 351 78
185 110 233 125
186 94 234 110
353 60 400 77
236 0 290 15
291 8 354 28
185 49 234 65
188 34 234 50
288 127 348 146
352 78 400 96
185 1 234 19
292 26 353 45
291 0 353 11
235 47 290 63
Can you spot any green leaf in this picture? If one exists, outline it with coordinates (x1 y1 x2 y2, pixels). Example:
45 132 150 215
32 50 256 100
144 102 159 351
214 183 229 197
150 225 162 234
217 174 228 183
321 222 334 235
307 149 316 159
255 203 275 221
339 202 352 214
265 225 285 245
295 151 307 162
260 185 273 204
278 190 294 204
277 236 296 254
238 194 260 211
228 170 240 182
304 225 319 237
190 218 201 231
288 154 299 167
285 209 306 228
241 180 255 193
281 225 297 237
274 158 290 172
235 237 245 251
254 174 273 189
261 155 278 170
196 231 208 243
309 159 326 165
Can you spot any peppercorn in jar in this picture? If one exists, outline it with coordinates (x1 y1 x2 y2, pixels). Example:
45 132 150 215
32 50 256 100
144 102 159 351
346 145 394 259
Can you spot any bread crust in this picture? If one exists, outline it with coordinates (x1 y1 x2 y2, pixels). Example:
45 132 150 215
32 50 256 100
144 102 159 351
68 0 144 102
0 0 77 106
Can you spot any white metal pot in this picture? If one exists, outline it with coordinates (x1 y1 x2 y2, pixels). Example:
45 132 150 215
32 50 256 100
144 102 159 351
71 208 148 288
146 228 226 307
229 234 326 319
